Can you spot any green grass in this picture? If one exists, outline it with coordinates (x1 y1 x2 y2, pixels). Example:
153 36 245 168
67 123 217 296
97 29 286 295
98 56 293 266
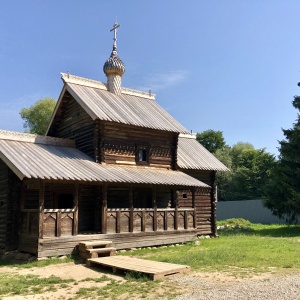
120 220 300 273
0 220 299 299
0 274 74 298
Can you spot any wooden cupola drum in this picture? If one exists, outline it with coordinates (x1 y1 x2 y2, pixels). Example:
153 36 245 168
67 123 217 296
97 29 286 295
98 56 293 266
103 23 125 95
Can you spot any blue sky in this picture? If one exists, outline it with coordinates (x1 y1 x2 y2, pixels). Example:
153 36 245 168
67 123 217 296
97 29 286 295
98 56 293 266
1 1 300 156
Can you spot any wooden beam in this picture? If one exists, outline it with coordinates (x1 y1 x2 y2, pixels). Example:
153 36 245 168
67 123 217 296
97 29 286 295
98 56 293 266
152 185 157 231
73 182 79 236
38 180 45 239
101 183 108 234
174 189 179 230
129 184 133 232
192 187 197 229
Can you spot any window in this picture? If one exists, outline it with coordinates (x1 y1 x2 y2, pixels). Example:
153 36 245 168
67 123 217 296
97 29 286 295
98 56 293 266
136 146 149 164
182 193 188 199
138 149 147 162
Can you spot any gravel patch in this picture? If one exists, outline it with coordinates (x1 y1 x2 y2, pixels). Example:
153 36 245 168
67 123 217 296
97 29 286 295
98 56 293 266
172 273 300 300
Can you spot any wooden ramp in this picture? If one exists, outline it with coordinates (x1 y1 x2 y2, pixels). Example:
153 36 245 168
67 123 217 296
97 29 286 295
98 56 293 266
87 256 190 280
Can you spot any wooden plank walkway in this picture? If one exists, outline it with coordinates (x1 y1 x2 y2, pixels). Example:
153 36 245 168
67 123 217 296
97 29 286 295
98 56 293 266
87 256 190 280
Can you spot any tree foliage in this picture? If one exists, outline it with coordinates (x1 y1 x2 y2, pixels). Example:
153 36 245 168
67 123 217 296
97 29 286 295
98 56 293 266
196 130 276 202
264 96 300 223
196 129 226 153
20 98 56 135
215 143 275 201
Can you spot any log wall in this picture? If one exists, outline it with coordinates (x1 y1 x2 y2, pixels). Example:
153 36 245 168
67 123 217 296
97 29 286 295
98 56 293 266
0 160 8 254
100 122 178 169
48 92 95 158
178 169 215 235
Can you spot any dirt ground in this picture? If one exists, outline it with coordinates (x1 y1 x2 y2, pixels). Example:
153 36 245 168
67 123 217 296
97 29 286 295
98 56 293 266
0 261 282 300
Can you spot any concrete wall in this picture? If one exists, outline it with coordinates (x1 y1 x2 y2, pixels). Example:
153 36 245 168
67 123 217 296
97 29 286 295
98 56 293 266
217 199 288 224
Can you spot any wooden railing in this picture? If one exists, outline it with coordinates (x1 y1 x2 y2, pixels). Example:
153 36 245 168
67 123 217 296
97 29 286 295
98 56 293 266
105 208 196 234
42 209 77 237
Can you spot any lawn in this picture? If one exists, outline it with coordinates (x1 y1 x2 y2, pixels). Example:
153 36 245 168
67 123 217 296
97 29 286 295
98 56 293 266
0 220 299 299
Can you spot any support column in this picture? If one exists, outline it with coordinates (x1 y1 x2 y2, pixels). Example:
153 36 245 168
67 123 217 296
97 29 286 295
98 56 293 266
173 188 179 230
38 180 45 239
192 187 197 229
101 183 108 234
129 184 134 232
73 182 79 236
152 185 157 231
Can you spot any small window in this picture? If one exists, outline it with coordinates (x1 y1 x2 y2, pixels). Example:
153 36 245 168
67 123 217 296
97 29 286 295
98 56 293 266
138 149 147 162
182 193 188 199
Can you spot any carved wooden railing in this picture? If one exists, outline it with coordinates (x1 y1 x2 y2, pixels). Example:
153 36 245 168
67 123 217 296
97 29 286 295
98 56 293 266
105 208 196 234
43 209 77 237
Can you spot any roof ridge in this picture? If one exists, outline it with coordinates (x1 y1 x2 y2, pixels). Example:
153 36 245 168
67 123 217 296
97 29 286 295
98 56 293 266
0 130 75 148
61 73 155 100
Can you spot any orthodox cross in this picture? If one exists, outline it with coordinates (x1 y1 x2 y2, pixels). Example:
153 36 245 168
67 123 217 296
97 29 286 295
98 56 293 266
110 23 120 49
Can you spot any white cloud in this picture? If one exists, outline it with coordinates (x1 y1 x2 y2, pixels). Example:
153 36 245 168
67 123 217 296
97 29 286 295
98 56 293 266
138 70 188 92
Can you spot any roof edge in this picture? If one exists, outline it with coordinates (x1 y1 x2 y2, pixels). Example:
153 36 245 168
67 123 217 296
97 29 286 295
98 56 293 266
61 73 155 100
179 133 197 139
0 130 75 148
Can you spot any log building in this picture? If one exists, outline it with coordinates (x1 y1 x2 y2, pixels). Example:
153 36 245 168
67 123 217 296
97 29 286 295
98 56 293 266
0 24 228 258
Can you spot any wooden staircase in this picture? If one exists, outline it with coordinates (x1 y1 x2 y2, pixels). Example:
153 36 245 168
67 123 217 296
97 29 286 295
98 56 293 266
79 241 116 260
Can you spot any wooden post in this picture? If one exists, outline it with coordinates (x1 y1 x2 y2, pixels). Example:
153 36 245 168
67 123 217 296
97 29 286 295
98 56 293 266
38 180 45 239
94 119 100 163
192 187 197 229
211 172 218 237
152 185 157 231
101 183 108 234
57 211 61 237
116 210 121 233
129 184 134 232
73 182 79 236
174 189 179 230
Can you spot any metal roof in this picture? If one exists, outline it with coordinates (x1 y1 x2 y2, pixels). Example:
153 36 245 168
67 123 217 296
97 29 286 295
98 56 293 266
177 135 229 171
0 132 209 187
48 74 190 134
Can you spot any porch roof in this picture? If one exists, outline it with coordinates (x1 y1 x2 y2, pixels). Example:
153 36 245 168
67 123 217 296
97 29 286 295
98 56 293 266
177 134 229 171
0 130 209 188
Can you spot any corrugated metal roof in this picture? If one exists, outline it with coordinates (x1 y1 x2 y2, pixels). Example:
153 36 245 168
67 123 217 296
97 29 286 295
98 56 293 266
50 74 190 134
177 135 229 171
0 135 209 187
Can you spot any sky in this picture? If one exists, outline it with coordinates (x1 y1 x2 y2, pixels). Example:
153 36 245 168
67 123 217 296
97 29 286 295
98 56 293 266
1 1 300 157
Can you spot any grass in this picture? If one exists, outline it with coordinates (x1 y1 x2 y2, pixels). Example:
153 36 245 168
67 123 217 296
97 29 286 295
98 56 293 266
0 220 299 299
120 220 300 274
0 274 74 298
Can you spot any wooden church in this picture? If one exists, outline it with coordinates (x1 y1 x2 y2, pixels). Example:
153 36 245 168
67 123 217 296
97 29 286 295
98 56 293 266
0 24 228 258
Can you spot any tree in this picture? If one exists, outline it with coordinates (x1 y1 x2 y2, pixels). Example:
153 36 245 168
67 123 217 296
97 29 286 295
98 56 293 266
216 144 275 201
264 96 300 223
20 98 56 135
196 129 226 153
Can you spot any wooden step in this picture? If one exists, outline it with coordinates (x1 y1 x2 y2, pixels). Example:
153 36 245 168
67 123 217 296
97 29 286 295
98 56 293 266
78 240 112 252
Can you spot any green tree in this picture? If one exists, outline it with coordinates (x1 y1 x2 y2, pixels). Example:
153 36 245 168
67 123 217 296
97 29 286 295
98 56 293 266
214 143 275 201
20 98 56 135
264 96 300 223
196 129 226 153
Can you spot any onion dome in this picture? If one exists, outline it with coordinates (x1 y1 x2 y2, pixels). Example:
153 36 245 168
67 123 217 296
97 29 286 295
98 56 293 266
103 45 125 77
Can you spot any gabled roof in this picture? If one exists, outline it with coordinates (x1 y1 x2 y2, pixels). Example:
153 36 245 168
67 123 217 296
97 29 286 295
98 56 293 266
0 130 209 188
46 74 190 134
177 134 229 171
